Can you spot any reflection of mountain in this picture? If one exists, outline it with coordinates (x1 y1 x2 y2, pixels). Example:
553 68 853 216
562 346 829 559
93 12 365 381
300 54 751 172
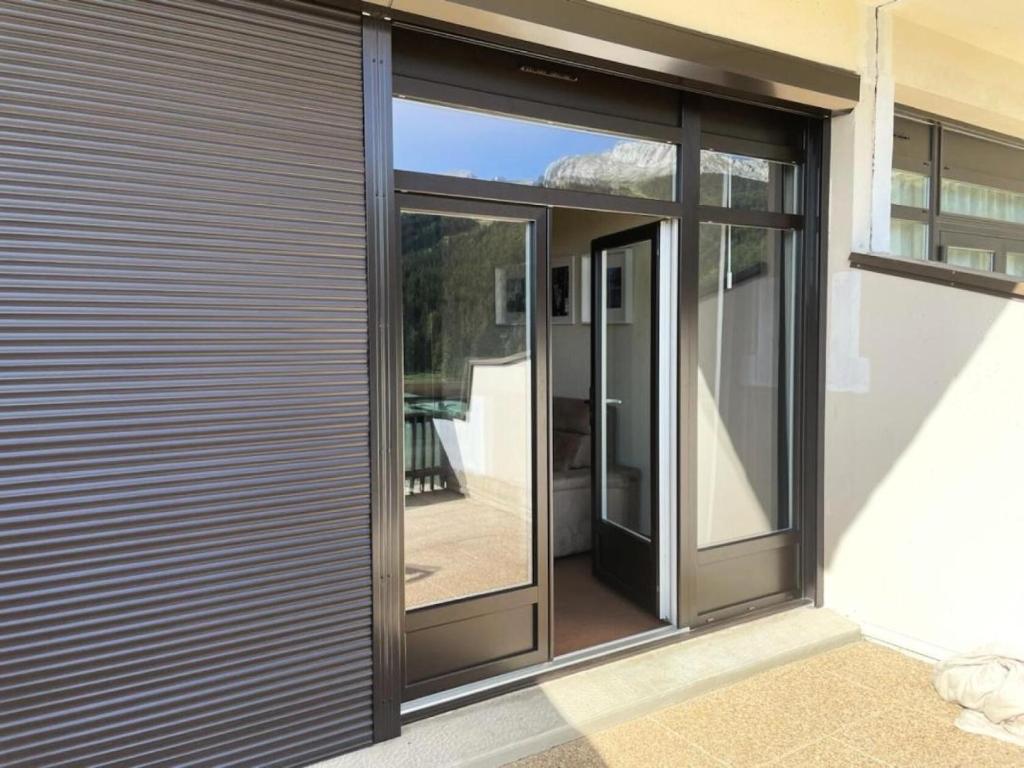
699 151 769 182
441 140 771 199
541 141 674 198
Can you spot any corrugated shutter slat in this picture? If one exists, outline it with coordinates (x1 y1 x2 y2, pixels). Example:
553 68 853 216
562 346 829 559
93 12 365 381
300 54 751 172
0 1 372 766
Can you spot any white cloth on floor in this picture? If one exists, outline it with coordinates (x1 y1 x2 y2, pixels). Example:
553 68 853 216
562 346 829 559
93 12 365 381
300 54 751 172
933 643 1024 748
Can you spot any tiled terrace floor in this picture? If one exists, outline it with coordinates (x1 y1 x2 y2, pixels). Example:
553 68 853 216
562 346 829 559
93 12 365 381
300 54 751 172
511 641 1024 768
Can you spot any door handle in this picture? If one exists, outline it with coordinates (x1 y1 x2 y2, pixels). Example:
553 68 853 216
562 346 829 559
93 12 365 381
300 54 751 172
605 398 622 405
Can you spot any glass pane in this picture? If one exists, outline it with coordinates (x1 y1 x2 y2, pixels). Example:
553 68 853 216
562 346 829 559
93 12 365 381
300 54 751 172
699 150 800 213
393 98 677 201
401 210 534 609
946 246 994 272
891 168 930 208
891 218 929 260
1007 252 1024 278
697 223 795 548
597 240 652 538
941 178 1024 225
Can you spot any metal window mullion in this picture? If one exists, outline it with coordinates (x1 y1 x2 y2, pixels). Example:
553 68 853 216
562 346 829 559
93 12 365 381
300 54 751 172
928 122 942 261
891 204 930 223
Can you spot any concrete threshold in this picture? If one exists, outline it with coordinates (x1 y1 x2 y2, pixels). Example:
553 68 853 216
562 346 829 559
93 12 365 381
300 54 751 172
311 607 860 768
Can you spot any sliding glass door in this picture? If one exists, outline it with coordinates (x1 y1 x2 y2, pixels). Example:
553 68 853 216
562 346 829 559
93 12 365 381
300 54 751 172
398 194 550 699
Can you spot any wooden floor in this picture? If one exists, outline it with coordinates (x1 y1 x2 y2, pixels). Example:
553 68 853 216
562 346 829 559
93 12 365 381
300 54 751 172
553 553 666 656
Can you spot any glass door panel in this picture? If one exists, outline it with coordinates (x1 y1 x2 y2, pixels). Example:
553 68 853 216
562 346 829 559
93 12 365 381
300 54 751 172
399 195 549 700
696 224 797 548
401 210 534 610
590 223 660 614
596 245 653 539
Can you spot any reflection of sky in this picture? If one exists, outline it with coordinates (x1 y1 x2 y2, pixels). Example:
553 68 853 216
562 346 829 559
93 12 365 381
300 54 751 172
393 98 622 182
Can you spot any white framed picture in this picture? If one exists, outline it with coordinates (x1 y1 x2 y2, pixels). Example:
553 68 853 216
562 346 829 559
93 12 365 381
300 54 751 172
579 249 633 325
494 264 528 326
550 256 575 325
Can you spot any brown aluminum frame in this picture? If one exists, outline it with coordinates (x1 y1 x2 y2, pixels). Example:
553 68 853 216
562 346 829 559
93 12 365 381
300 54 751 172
884 108 1024 297
366 14 829 739
589 221 662 614
395 192 552 701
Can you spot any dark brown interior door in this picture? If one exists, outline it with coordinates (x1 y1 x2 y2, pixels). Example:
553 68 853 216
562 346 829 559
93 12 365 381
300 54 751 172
397 194 550 700
590 223 660 614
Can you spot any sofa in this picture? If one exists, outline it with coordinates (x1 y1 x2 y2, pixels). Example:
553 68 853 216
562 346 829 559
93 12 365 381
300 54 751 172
552 397 641 557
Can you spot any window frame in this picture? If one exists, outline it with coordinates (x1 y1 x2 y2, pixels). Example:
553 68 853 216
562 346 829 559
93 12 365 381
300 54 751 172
871 111 1024 295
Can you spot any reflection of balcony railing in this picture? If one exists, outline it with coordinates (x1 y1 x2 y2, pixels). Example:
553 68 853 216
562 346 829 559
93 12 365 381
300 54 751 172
404 407 450 494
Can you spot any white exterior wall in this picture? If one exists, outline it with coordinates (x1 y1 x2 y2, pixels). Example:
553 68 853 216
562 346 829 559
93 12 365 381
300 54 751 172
823 3 1024 658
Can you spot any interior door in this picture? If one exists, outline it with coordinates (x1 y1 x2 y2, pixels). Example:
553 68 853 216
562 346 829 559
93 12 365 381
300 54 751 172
397 194 550 700
590 222 660 614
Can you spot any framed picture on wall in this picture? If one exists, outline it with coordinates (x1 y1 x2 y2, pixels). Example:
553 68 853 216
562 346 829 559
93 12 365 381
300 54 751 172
494 264 528 326
550 257 574 325
579 249 633 325
605 248 633 324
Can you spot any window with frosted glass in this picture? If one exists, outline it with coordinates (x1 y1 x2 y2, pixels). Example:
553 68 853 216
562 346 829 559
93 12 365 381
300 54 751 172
941 179 1024 226
944 246 994 272
697 223 796 548
393 98 677 201
891 168 930 208
699 151 800 212
1007 253 1024 278
891 218 929 260
887 117 1024 283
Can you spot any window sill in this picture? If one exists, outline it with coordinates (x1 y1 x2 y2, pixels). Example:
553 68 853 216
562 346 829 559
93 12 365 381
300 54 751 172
849 252 1024 300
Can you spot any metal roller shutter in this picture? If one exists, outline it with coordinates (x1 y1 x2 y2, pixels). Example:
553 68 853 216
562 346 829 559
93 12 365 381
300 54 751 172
0 1 372 766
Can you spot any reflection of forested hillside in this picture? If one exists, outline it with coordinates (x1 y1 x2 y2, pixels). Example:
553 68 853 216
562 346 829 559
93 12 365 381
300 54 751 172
401 213 529 401
699 224 777 296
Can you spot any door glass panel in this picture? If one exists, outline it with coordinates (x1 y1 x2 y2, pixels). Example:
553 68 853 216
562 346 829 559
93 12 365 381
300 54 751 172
394 98 677 201
699 151 801 213
697 224 796 548
946 246 995 271
891 218 929 260
401 210 534 609
597 240 652 538
1007 252 1024 278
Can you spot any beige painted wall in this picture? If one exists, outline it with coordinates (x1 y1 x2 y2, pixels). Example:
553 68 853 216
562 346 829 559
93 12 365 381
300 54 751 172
892 15 1024 141
823 266 1024 657
589 0 866 72
824 13 1024 653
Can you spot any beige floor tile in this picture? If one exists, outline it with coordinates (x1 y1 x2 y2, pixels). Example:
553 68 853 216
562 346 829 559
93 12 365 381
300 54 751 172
512 718 725 768
764 737 892 767
835 708 1024 768
651 662 879 766
797 641 960 720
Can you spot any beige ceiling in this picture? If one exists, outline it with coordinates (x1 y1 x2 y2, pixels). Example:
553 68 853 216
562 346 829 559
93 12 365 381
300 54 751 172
886 0 1024 66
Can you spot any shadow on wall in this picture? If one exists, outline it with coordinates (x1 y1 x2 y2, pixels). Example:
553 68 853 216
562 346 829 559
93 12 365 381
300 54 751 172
824 265 1024 654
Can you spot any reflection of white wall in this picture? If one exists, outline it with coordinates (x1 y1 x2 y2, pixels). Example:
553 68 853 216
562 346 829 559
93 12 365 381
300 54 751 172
696 272 782 548
435 357 532 513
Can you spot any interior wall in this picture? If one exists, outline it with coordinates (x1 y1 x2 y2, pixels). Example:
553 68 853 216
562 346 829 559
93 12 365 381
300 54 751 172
549 208 657 536
549 209 653 400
